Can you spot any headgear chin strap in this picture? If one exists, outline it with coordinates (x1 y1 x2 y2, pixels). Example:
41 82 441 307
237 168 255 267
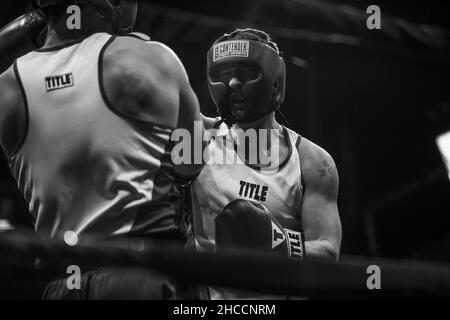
207 39 286 125
32 0 137 35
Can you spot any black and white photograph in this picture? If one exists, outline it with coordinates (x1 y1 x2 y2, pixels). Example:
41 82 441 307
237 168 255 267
0 0 449 307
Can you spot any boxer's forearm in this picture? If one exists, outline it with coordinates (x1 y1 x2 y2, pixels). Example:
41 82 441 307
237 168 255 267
305 239 339 261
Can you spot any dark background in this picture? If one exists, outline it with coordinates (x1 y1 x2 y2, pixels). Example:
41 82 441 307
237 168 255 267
1 0 450 263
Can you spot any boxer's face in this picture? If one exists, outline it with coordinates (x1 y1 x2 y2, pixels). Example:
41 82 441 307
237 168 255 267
212 63 260 121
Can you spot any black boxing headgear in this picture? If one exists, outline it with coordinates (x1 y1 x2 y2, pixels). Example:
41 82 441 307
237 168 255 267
207 38 286 125
32 0 137 34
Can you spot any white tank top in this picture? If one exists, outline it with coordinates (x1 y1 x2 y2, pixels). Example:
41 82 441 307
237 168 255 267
10 33 181 239
191 119 304 299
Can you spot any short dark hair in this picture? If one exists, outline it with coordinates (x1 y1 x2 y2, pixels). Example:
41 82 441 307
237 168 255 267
214 28 280 54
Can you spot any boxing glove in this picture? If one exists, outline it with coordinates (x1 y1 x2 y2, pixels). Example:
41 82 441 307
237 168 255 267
215 199 305 259
0 10 47 74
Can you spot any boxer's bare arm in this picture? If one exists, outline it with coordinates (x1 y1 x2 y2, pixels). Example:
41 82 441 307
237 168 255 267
102 37 203 177
299 137 342 261
102 38 185 128
177 68 205 177
0 65 27 158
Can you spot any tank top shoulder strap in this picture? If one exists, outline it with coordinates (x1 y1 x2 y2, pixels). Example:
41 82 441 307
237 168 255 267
283 126 305 194
213 117 227 129
121 32 151 41
282 126 301 150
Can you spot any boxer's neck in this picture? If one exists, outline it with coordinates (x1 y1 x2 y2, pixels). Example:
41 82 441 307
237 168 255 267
233 112 289 167
42 7 114 49
234 112 281 131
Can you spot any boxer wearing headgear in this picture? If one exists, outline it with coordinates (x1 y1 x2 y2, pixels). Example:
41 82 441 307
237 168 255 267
0 1 203 299
190 28 342 299
206 31 286 125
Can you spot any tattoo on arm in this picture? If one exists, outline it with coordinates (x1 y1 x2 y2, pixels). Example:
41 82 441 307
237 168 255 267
318 160 333 178
317 160 338 195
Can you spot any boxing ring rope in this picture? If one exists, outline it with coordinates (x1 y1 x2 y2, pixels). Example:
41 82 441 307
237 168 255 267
1 229 450 298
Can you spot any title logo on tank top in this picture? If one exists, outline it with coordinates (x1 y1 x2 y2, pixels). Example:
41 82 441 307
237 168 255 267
45 73 74 92
239 180 269 202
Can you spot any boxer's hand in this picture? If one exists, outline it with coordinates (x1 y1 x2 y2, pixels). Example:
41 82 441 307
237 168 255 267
215 199 305 259
0 10 47 74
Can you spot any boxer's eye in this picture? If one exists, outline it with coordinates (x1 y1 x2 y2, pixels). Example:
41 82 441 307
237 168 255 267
210 64 260 83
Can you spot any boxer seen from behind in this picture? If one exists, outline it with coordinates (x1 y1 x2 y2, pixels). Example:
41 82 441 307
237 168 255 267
0 0 203 299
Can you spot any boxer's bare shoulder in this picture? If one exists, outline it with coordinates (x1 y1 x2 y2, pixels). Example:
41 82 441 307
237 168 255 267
0 65 26 157
101 36 190 128
298 137 339 200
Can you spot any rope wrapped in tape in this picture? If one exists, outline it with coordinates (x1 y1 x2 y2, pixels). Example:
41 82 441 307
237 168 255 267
0 228 449 299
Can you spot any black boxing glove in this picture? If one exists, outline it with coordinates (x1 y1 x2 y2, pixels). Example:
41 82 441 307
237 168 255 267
0 10 47 74
215 199 305 259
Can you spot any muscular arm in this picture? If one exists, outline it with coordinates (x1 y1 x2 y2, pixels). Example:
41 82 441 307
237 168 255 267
103 37 204 178
0 66 27 158
176 67 205 178
299 138 342 261
103 38 185 127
